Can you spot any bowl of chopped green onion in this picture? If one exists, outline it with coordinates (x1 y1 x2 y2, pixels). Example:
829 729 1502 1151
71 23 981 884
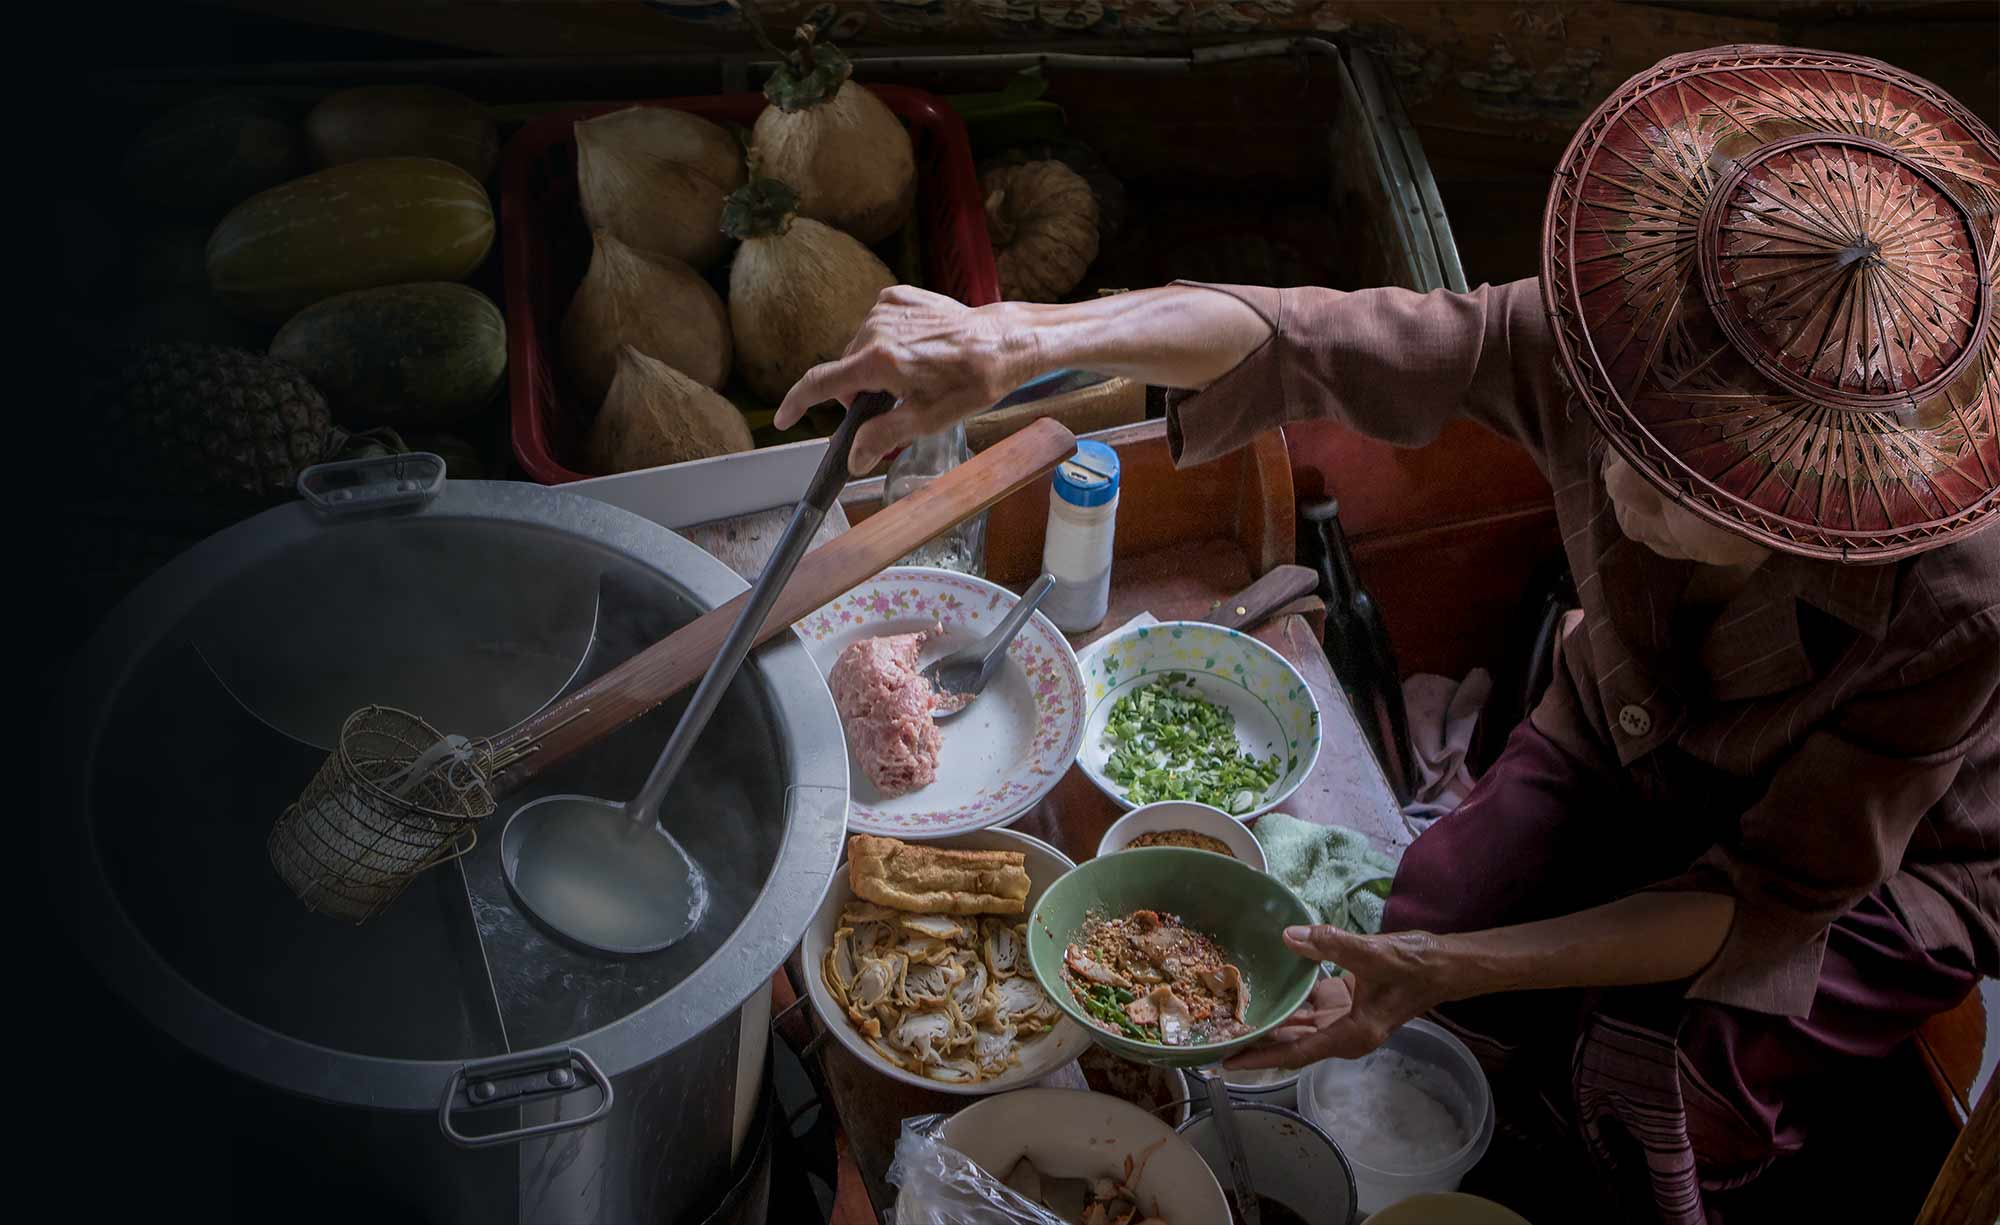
1074 621 1321 819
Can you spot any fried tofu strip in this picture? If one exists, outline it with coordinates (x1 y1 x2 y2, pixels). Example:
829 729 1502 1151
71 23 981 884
847 834 1031 915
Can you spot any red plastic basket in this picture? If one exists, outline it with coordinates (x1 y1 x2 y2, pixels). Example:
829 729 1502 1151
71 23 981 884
500 86 998 485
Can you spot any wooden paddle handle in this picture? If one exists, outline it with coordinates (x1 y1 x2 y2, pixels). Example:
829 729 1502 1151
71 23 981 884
488 418 1080 793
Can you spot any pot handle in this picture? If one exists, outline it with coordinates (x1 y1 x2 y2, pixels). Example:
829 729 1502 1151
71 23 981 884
438 1045 614 1149
299 451 447 518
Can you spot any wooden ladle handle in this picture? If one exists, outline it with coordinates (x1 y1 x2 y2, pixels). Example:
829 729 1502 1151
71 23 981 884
487 417 1080 794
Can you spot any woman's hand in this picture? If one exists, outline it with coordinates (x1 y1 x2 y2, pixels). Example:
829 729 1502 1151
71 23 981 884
775 286 1038 473
1225 893 1738 1070
774 282 1274 472
1225 925 1458 1070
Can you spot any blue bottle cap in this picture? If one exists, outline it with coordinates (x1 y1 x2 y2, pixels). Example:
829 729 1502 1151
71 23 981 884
1053 440 1120 508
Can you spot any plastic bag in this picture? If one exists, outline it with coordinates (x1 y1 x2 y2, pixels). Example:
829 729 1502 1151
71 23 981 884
885 1114 1072 1225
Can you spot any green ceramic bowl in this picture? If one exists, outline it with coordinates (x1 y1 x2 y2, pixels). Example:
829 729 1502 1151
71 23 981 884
1027 847 1318 1069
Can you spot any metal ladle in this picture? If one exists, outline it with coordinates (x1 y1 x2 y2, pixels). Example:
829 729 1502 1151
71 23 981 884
500 393 894 955
1196 1068 1263 1225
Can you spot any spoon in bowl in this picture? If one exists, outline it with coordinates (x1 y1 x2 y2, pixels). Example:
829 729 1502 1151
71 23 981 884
921 573 1055 719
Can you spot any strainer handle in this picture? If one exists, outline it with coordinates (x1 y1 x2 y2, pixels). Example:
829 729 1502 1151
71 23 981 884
438 1045 613 1148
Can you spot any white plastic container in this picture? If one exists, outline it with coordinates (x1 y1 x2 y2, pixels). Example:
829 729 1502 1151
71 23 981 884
1298 1018 1495 1216
1177 1103 1358 1225
1040 439 1120 633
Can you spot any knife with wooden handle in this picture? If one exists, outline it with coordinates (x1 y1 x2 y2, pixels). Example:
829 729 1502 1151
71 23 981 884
1203 564 1321 632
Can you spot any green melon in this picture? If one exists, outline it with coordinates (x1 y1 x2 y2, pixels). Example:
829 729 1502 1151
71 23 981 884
269 282 505 427
306 85 499 181
206 157 494 320
124 95 306 217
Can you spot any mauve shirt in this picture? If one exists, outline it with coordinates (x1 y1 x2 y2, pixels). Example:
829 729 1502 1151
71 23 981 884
1165 278 2000 1018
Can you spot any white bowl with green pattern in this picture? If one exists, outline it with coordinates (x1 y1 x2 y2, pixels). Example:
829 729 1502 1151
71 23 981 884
1073 620 1321 820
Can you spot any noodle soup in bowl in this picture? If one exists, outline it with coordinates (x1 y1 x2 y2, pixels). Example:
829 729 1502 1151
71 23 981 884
1027 847 1318 1069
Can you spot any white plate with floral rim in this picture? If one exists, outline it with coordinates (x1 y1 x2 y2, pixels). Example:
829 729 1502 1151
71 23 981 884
796 567 1086 836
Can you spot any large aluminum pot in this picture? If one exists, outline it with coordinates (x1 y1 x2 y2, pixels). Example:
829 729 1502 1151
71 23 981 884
52 466 846 1223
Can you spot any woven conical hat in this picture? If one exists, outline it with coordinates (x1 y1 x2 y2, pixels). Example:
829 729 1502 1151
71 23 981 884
1543 45 2000 562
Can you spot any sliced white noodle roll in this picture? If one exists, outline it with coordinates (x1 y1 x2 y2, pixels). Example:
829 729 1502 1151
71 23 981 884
849 919 892 955
973 1023 1019 1075
951 956 989 1015
891 1009 954 1064
824 930 858 1003
991 975 1058 1029
982 918 1024 978
901 958 962 1005
900 914 967 941
927 1056 981 1084
850 953 905 1013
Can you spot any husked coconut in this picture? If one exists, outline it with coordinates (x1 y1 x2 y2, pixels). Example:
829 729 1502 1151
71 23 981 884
751 27 914 244
722 178 895 404
585 345 753 473
575 106 746 269
561 230 730 405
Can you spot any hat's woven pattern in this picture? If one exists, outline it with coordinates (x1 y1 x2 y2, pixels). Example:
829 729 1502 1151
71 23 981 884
1543 45 2000 561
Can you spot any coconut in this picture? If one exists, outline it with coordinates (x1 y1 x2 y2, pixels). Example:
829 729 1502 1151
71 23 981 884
722 178 896 405
751 27 915 245
575 106 745 269
561 230 731 406
585 345 753 473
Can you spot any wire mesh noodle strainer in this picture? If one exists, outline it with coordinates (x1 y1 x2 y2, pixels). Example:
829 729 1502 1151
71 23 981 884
265 416 1082 923
268 706 496 922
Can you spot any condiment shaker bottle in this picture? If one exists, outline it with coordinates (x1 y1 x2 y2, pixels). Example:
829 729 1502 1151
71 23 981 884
1041 440 1120 633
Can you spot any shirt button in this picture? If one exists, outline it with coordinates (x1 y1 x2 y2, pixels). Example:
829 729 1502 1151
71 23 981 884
1618 704 1653 737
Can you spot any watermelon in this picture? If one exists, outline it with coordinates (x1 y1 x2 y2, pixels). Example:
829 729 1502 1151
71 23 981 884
269 283 505 427
206 157 494 320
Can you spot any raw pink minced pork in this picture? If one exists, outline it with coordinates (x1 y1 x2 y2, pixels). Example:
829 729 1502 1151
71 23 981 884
829 628 943 796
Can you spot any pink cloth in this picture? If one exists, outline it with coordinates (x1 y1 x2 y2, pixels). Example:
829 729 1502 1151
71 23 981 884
1399 668 1492 835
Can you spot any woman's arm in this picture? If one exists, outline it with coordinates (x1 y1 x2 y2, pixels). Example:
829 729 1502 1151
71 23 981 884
774 284 1270 472
1227 891 1735 1069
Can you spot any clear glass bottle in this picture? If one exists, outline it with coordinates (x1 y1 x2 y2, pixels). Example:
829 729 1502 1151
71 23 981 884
882 422 988 575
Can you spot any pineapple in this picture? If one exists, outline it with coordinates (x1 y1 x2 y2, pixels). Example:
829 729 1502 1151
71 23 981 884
90 344 338 499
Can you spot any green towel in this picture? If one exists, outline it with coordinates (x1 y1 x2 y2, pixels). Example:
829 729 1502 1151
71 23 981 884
1253 813 1399 974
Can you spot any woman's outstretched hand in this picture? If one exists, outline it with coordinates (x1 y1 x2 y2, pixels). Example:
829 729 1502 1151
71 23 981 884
775 286 1037 473
774 281 1274 472
1225 924 1455 1070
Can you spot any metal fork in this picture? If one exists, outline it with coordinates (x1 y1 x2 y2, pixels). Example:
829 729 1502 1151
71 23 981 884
922 573 1056 720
